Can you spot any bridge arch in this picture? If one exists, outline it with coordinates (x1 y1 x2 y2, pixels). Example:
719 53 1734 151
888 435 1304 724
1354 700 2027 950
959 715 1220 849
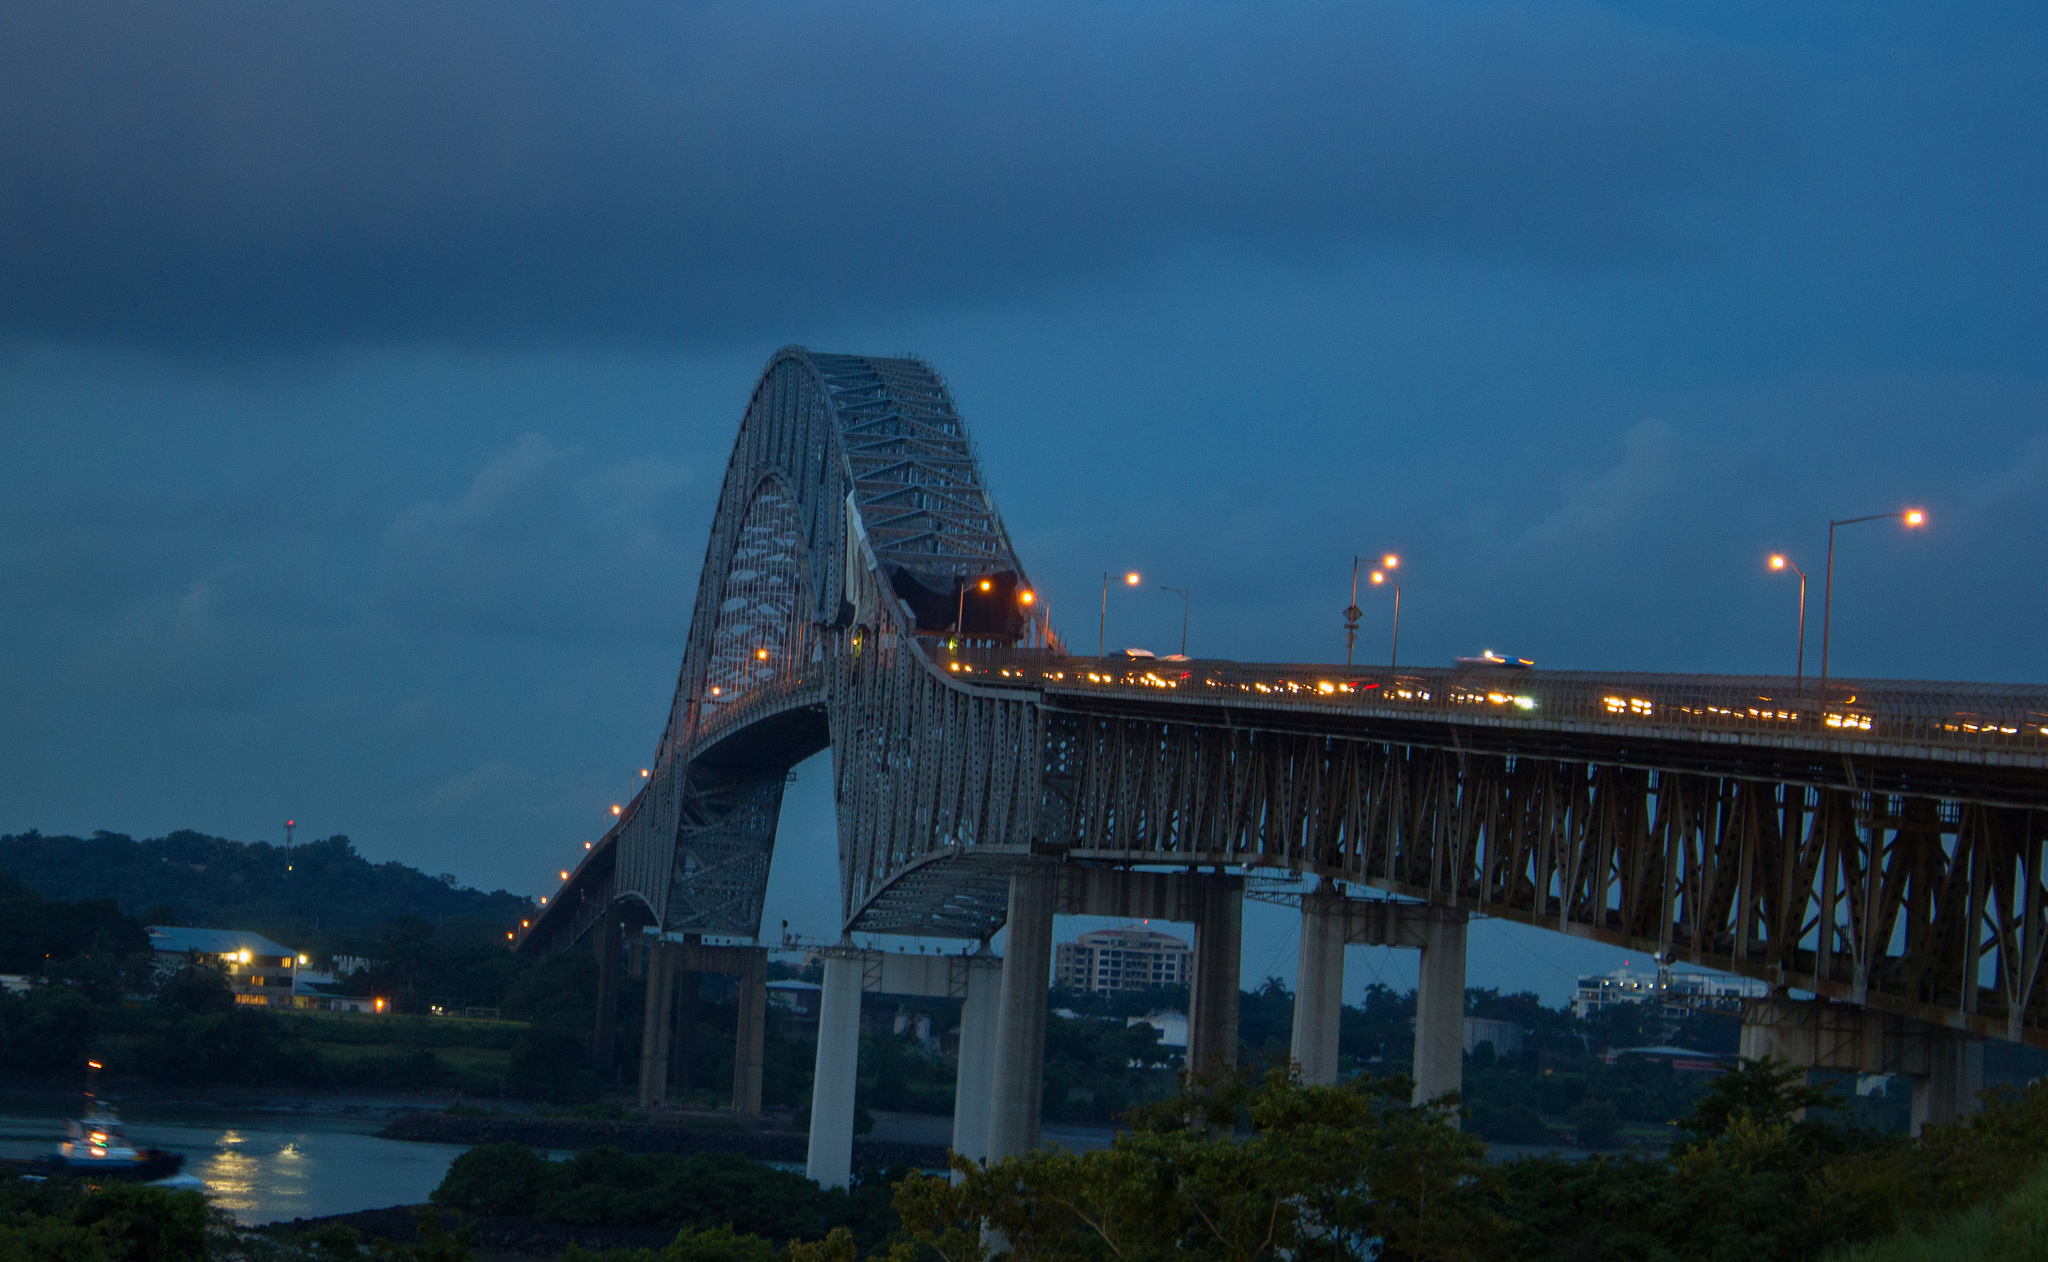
540 347 1051 950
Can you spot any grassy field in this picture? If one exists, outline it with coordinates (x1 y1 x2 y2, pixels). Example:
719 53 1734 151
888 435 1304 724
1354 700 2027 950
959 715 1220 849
1830 1164 2048 1262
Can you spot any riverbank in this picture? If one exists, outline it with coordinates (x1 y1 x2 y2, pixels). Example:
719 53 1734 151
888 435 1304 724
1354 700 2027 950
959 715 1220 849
379 1110 951 1169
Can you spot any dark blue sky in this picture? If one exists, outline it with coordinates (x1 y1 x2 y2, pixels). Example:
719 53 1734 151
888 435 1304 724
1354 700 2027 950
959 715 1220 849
3 1 2043 1002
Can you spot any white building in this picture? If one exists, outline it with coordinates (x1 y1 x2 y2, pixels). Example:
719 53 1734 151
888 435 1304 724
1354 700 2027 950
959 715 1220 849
1055 926 1192 994
1127 1010 1189 1050
1571 965 1769 1019
148 926 305 1008
1463 1016 1526 1056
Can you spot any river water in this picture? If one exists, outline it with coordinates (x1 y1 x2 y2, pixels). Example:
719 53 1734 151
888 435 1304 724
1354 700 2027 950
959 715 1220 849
0 1096 483 1225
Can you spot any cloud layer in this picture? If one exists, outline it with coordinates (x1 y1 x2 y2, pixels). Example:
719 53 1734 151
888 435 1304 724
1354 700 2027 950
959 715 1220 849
0 1 1783 349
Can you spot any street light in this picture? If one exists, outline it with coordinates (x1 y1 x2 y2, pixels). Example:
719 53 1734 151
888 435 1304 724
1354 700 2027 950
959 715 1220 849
1768 555 1808 691
1159 586 1189 657
1819 509 1927 703
1346 555 1401 670
1100 571 1140 657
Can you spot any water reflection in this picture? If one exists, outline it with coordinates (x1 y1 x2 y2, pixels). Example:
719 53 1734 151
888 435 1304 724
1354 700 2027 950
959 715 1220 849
0 1107 475 1225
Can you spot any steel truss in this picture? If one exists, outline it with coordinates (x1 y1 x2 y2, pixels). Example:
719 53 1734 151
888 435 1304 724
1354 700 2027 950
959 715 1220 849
519 345 2048 1049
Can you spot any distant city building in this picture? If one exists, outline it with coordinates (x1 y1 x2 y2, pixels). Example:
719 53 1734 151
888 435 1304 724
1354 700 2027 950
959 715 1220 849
1055 927 1191 994
147 926 305 1008
1571 965 1768 1020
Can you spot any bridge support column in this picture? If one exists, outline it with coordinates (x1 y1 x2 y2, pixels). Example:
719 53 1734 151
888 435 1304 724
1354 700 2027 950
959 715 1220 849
989 867 1056 1161
1911 1030 1984 1136
1290 884 1346 1085
637 941 678 1107
1411 910 1468 1106
951 950 1001 1177
732 948 767 1117
593 909 621 1078
806 948 864 1189
672 949 699 1099
1188 875 1244 1074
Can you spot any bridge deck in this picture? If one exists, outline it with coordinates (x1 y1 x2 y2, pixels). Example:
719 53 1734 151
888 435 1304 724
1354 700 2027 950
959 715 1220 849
944 649 2048 771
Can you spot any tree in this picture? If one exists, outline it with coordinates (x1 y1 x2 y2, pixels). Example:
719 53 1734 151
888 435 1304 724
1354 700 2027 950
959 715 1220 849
891 1067 1500 1262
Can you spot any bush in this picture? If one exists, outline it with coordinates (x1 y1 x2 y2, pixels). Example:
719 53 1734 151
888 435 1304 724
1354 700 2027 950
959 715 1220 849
430 1146 904 1252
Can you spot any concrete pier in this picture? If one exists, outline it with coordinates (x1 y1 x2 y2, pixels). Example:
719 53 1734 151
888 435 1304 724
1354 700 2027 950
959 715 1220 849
1187 875 1244 1074
1290 884 1346 1085
732 949 767 1116
987 867 1056 1161
951 952 1001 1174
805 950 864 1188
1411 911 1468 1106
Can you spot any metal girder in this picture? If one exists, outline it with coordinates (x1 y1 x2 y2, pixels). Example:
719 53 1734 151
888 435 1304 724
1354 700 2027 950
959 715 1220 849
513 346 2048 1052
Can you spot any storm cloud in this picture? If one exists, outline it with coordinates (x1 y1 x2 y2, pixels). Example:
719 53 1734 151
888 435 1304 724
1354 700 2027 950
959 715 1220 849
1 1 1787 349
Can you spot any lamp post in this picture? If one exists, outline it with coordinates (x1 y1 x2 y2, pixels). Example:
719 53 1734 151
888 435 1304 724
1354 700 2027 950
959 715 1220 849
1768 554 1807 692
1100 570 1140 657
1818 509 1926 703
953 576 994 653
1159 586 1189 657
1370 564 1401 674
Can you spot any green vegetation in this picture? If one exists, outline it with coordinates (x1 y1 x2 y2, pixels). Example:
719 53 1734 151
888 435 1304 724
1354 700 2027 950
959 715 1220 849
878 1061 2048 1262
430 1144 903 1252
0 830 533 952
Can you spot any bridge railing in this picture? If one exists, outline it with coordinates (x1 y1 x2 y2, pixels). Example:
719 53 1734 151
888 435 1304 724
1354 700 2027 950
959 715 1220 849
935 648 2048 757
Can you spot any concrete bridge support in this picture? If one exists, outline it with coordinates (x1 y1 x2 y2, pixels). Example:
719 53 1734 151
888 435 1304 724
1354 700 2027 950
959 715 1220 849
1188 876 1245 1074
952 958 1001 1172
805 950 865 1188
1738 996 1986 1136
1285 893 1468 1104
1411 912 1468 1106
633 935 770 1115
989 867 1057 1162
1290 885 1347 1085
800 944 1008 1187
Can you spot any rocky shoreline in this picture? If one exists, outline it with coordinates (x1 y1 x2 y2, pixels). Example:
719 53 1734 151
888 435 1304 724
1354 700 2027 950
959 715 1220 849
378 1111 953 1169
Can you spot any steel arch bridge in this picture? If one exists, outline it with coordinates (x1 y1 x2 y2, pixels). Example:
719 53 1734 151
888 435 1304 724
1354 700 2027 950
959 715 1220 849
522 346 2048 1052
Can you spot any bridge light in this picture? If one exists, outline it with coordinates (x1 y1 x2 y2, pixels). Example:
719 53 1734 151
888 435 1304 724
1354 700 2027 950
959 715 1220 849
584 841 592 849
640 769 650 778
1770 555 1787 569
979 578 992 591
1383 555 1399 569
539 896 547 904
1019 590 1034 604
710 686 721 695
521 920 529 927
1904 509 1926 526
559 870 569 880
1125 572 1140 585
611 804 622 816
756 648 769 660
1370 571 1384 585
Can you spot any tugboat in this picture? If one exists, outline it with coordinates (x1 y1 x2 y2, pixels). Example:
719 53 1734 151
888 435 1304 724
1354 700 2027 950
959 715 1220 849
11 1061 185 1183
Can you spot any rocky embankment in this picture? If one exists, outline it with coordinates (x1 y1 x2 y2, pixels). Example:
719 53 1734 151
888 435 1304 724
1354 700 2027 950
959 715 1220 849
378 1111 951 1169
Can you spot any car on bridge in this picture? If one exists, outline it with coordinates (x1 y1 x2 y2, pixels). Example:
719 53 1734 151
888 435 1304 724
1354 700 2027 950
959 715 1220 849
1454 651 1535 669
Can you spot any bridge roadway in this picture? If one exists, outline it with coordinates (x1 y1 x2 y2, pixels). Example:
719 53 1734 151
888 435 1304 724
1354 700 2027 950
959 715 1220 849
514 346 2048 1185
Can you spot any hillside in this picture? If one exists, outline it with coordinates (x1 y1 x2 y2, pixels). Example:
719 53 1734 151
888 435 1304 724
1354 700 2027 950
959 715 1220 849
0 829 533 945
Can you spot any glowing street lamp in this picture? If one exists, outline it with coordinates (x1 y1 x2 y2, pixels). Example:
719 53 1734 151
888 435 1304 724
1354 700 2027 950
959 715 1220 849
1768 555 1808 691
1099 571 1140 657
1345 555 1402 670
1819 509 1927 702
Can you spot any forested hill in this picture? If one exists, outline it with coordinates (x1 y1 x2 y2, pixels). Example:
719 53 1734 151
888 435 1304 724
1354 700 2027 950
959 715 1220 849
0 830 533 941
